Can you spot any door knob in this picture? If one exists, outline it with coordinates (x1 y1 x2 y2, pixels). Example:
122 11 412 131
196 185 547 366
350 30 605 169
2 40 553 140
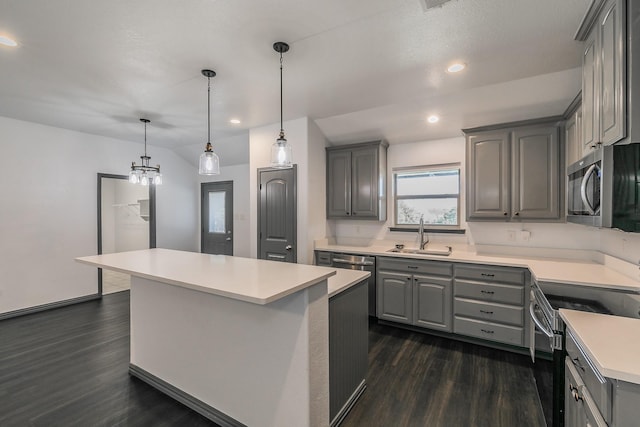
285 245 292 251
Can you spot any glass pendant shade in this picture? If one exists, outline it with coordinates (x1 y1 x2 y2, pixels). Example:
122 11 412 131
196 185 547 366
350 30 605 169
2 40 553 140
271 135 292 168
199 144 220 175
198 69 221 175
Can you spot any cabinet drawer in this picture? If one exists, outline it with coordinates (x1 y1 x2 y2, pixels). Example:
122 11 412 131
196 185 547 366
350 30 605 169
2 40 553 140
454 316 523 346
566 331 612 423
454 298 523 326
454 279 523 305
454 265 525 285
378 257 452 277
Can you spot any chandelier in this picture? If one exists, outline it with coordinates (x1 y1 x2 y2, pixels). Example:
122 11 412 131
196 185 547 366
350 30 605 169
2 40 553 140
129 118 162 186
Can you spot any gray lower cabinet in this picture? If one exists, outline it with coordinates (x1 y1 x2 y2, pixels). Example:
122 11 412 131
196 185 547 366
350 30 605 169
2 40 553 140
377 271 412 324
453 264 527 347
329 278 368 427
464 120 562 221
565 330 640 427
377 257 453 332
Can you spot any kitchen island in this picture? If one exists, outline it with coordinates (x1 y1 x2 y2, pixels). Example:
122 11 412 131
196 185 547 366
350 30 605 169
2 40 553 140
76 248 337 427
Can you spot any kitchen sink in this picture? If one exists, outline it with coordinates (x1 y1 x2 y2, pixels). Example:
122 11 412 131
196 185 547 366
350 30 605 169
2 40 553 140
386 246 452 256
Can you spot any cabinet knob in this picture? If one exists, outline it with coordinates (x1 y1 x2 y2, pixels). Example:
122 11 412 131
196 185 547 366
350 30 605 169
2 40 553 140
590 144 596 149
353 212 357 215
346 212 350 215
515 212 520 216
503 212 508 216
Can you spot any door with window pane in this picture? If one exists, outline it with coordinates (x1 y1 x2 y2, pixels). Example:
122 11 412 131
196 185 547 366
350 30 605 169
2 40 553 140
201 181 233 255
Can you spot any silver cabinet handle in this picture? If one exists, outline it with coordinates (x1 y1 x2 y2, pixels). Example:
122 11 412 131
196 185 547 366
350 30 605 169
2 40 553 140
332 258 374 266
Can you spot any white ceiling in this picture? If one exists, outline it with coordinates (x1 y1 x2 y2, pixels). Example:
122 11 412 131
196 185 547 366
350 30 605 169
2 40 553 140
0 0 591 166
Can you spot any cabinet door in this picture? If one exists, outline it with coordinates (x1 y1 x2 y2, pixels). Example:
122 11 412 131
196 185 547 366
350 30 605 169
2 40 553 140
582 29 599 153
351 146 379 218
327 149 352 218
598 0 626 145
566 107 582 166
512 126 560 219
466 132 510 220
565 359 588 427
377 271 412 324
413 274 452 332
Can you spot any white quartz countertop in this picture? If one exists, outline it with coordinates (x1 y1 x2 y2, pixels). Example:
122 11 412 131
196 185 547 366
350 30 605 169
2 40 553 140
76 248 335 305
560 309 640 384
328 269 370 298
315 243 640 293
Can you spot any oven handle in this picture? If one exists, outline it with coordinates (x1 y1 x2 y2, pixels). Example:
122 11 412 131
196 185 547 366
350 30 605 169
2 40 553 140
580 164 598 215
529 301 554 338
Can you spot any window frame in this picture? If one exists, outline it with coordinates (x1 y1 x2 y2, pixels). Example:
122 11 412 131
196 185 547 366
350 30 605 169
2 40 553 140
392 163 462 229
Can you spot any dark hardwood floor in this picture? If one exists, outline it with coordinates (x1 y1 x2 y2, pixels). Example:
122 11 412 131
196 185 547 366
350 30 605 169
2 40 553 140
1 292 550 426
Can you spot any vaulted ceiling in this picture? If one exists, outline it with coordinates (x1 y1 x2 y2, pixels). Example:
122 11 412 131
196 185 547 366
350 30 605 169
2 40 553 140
1 0 590 165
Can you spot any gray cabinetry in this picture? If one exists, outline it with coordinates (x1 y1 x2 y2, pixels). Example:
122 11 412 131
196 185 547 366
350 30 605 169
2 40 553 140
329 278 368 427
377 270 412 324
465 121 562 221
512 125 560 219
578 0 626 150
565 103 583 166
453 264 527 347
377 257 453 332
466 132 510 219
326 140 388 220
564 330 640 427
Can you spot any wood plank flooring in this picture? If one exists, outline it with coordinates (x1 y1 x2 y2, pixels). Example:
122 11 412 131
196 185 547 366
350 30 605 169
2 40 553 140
341 323 548 427
0 292 549 426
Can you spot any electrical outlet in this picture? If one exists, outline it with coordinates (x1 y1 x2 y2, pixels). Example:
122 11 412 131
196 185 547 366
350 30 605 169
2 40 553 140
507 230 516 242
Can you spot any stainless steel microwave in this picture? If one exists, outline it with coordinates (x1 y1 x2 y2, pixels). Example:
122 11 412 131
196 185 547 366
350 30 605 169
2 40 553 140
566 147 613 227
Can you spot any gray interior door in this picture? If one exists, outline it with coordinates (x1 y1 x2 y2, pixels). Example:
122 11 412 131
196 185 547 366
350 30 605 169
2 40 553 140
201 181 233 255
258 166 296 263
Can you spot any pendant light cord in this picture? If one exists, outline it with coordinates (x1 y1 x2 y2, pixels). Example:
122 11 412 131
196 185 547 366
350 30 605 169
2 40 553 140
280 52 284 133
143 120 147 157
207 76 211 144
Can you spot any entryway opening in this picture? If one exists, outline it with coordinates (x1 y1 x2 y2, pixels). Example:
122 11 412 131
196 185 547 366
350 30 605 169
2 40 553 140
97 173 156 295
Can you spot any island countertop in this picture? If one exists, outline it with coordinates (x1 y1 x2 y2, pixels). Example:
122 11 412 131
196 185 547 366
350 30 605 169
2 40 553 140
76 248 335 305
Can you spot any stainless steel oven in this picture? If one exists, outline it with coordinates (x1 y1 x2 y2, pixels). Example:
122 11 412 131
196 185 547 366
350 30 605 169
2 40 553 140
528 281 640 427
566 147 613 227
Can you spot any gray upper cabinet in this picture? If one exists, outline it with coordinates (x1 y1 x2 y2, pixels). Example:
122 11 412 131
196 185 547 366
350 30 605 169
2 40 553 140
512 126 560 219
565 104 583 166
465 120 562 222
326 140 388 220
466 132 511 219
578 0 626 151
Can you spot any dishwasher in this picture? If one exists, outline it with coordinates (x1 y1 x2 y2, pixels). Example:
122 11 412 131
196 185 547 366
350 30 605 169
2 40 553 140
315 251 376 317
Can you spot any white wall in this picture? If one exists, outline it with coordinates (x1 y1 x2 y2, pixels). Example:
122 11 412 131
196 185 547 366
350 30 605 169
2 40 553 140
0 116 199 315
199 163 251 258
249 117 327 265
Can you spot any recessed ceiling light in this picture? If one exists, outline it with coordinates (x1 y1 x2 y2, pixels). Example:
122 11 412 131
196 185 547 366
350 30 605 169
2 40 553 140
0 35 18 47
447 63 466 73
427 115 439 124
229 119 241 124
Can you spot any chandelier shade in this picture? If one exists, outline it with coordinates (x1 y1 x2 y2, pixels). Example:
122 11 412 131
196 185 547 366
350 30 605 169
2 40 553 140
129 118 162 186
199 69 221 175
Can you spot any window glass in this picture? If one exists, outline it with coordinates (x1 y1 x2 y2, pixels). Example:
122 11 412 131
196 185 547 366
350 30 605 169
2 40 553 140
208 191 226 233
394 166 460 226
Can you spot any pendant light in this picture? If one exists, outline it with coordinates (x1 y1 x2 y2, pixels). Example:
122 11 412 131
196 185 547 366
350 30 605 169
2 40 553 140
129 118 162 186
199 69 221 175
271 42 293 168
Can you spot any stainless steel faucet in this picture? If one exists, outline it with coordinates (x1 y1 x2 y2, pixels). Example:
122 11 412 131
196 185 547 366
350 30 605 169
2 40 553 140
419 216 429 249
